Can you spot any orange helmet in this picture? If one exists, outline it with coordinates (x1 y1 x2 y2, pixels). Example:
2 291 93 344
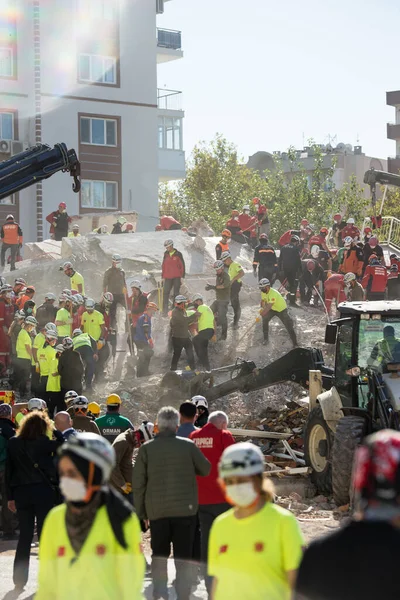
221 229 231 238
252 197 260 205
147 302 159 311
231 209 239 216
320 227 328 234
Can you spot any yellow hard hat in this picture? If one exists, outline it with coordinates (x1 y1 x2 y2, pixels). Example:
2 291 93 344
106 393 121 406
88 401 100 415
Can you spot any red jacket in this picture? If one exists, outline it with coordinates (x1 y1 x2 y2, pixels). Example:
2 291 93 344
161 249 185 280
238 213 257 236
362 265 388 293
341 224 360 241
324 274 345 291
190 423 235 505
160 215 181 230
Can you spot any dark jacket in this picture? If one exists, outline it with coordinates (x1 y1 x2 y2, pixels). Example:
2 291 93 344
6 432 63 498
132 431 210 521
253 242 277 270
130 292 148 326
363 243 384 268
103 266 126 295
58 349 84 392
36 302 57 329
110 429 136 490
0 417 16 470
170 307 197 339
279 243 302 274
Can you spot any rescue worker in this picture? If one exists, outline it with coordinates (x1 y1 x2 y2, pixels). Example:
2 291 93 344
94 292 113 373
81 298 106 342
9 311 25 386
225 210 245 243
103 254 127 329
332 213 345 247
0 284 14 372
307 227 330 253
324 273 346 314
111 215 127 234
36 329 58 403
46 202 71 240
72 328 97 391
278 228 302 248
207 260 231 341
209 442 304 600
299 259 324 306
110 427 138 499
15 315 37 397
58 337 84 396
36 433 144 599
339 237 363 276
192 395 209 428
221 251 244 328
238 205 257 247
46 343 64 418
87 401 101 419
363 225 373 244
363 236 384 272
387 264 400 300
93 224 109 235
129 280 148 350
160 214 182 230
368 326 400 372
252 197 270 236
122 222 134 234
309 244 331 275
36 293 57 329
31 323 48 395
0 214 23 271
191 293 215 371
12 278 26 304
259 278 297 346
95 394 133 444
71 396 100 434
55 294 72 341
15 285 35 311
61 261 85 295
161 239 185 315
215 230 231 260
341 217 360 243
68 223 81 238
170 295 197 371
344 272 365 301
134 301 158 377
362 256 388 301
252 233 278 282
391 254 400 271
278 235 302 307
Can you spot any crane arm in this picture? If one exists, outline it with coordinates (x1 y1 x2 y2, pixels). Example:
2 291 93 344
0 143 80 200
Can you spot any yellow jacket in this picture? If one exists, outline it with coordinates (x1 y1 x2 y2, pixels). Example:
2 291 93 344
36 503 144 600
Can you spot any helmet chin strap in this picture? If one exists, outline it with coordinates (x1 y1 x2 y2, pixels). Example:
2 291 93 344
83 461 102 503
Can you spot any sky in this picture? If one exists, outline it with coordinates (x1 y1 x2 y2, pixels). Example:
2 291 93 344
157 0 400 162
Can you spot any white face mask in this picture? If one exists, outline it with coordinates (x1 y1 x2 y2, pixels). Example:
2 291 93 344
226 482 258 507
60 476 87 502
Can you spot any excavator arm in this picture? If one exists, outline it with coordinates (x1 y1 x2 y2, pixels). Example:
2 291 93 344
205 347 333 402
0 143 80 200
364 168 400 208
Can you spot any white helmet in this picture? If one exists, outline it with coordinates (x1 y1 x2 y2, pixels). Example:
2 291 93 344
310 245 320 259
62 337 74 350
112 253 121 262
344 272 356 283
72 223 79 230
175 295 187 304
45 322 57 332
73 395 88 409
192 293 203 302
242 205 250 211
192 395 208 409
45 331 58 341
63 261 73 270
164 239 174 248
72 328 83 337
139 421 154 442
45 292 56 301
344 236 353 247
102 292 113 304
130 280 141 289
74 294 84 306
25 316 38 326
64 389 78 402
258 278 270 288
85 298 95 310
28 398 44 411
213 260 224 270
220 251 231 261
219 442 265 478
62 288 72 297
55 344 64 353
60 432 116 483
346 218 355 224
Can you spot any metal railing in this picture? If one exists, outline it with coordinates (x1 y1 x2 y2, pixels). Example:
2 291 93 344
157 88 183 111
157 28 182 50
362 216 400 252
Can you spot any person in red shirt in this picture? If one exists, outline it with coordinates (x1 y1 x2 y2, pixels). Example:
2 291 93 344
238 205 257 247
307 227 330 253
362 257 388 301
340 218 360 242
252 197 270 236
160 215 182 231
0 284 15 373
161 239 185 315
190 410 235 594
324 273 346 314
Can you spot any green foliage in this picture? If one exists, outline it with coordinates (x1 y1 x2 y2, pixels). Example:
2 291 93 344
159 135 372 243
382 188 400 220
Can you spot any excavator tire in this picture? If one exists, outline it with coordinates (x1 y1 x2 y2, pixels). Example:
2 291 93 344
304 406 333 494
332 415 367 507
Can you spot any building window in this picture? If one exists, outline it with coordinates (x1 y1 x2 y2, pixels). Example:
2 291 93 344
158 117 182 150
81 180 118 209
0 194 15 205
0 112 14 139
80 117 117 146
78 54 116 85
0 48 12 77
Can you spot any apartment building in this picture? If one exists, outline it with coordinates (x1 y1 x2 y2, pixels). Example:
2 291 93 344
386 90 400 174
0 0 185 241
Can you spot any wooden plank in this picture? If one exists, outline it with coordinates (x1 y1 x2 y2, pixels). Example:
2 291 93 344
230 428 292 440
265 466 310 476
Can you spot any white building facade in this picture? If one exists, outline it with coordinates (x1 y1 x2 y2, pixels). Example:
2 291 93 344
0 0 185 241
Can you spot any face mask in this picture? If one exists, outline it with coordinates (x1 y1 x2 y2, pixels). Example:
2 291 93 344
60 476 87 502
226 482 258 507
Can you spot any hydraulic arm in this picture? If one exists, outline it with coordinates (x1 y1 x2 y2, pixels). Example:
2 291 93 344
364 168 400 208
0 143 81 200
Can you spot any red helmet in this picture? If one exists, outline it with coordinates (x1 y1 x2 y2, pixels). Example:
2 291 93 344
301 218 309 226
252 197 260 205
364 227 372 234
333 213 342 222
320 227 329 234
155 225 162 231
306 260 315 272
59 202 67 209
125 223 134 231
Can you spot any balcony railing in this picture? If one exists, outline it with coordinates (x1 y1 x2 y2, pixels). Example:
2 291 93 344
157 88 183 111
157 28 182 50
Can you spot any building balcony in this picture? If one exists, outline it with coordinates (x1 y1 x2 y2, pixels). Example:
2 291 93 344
388 157 400 174
387 91 400 107
158 148 186 182
157 28 183 63
157 88 183 113
387 123 400 140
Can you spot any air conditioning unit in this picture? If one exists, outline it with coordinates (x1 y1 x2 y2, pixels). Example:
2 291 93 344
156 0 164 14
11 140 24 155
0 139 11 154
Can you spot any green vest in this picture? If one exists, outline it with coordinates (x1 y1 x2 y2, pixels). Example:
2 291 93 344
73 333 91 350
